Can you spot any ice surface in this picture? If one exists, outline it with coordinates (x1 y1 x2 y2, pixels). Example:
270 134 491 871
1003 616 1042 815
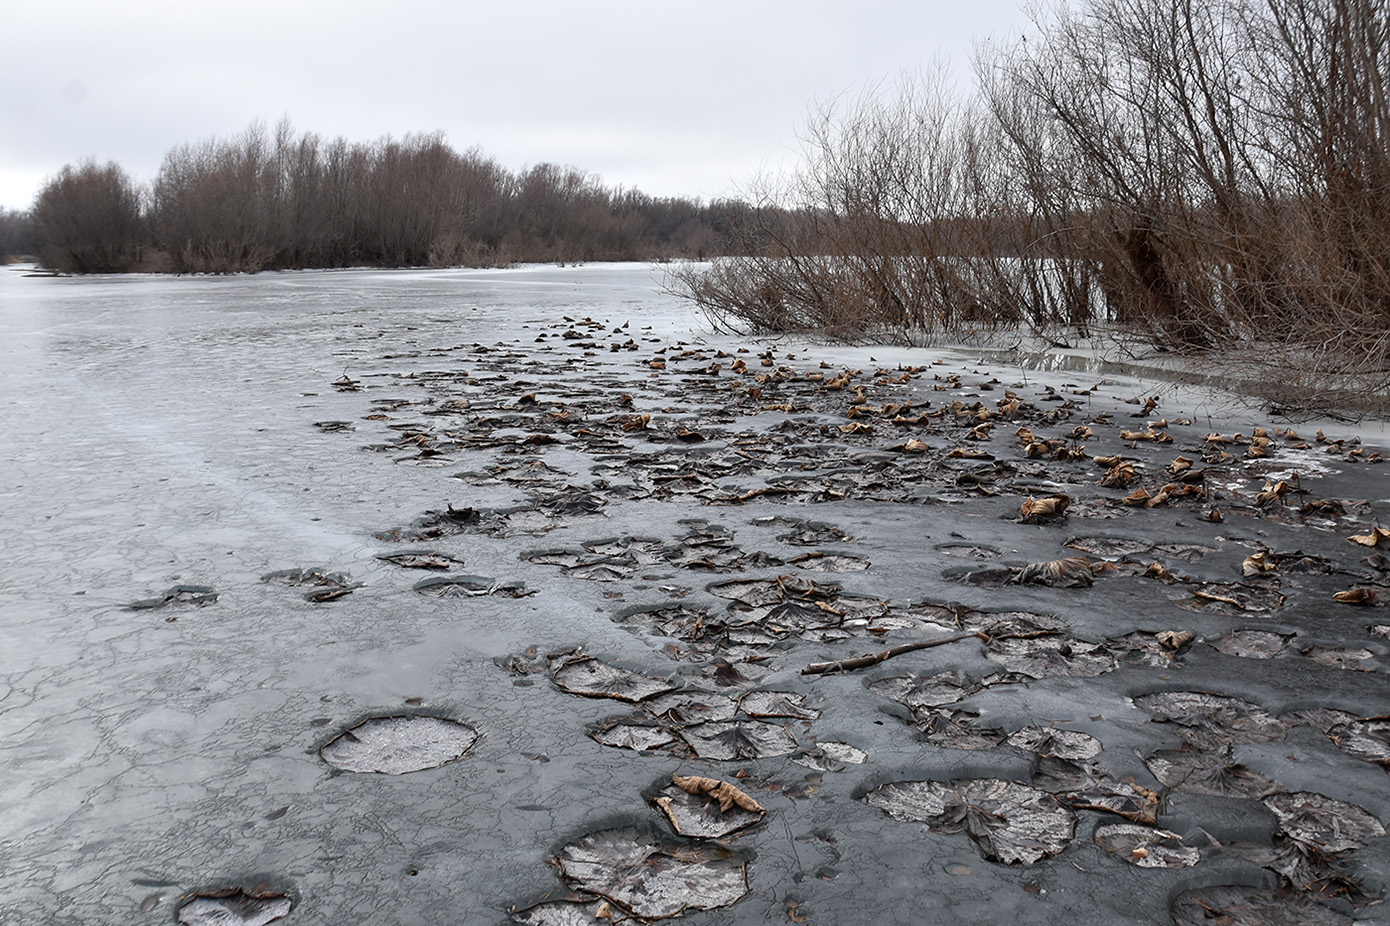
2 262 1388 925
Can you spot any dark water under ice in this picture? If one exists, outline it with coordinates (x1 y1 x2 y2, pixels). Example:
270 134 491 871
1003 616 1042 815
2 263 1388 925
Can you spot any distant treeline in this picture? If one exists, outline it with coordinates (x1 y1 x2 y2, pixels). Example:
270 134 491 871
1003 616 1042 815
12 120 776 273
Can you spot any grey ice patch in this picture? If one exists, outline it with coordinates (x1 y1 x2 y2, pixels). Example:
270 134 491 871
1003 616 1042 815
320 715 479 774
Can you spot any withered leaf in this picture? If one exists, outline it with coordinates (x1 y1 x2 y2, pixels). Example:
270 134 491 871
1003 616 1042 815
1132 690 1286 746
1145 750 1278 798
1171 885 1352 926
738 690 819 720
863 778 1075 866
1324 717 1390 769
556 828 748 919
1020 494 1069 523
1099 462 1137 488
1349 526 1390 549
1263 791 1385 853
1212 629 1291 658
1241 551 1276 577
1094 823 1199 868
792 741 867 770
1332 587 1379 606
679 720 798 760
551 659 678 703
589 719 677 752
671 774 764 813
177 888 292 926
1013 557 1094 588
1004 726 1102 760
987 636 1116 679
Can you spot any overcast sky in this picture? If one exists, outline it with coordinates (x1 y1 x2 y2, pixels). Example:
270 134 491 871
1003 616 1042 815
1 0 1036 211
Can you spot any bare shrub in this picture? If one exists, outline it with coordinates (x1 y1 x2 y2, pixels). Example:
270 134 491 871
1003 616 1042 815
31 161 145 273
677 0 1390 409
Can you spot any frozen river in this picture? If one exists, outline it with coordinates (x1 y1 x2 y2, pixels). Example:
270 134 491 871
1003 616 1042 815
1 263 1387 925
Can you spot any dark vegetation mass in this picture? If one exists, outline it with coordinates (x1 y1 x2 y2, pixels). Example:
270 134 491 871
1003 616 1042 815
13 121 764 273
674 0 1390 410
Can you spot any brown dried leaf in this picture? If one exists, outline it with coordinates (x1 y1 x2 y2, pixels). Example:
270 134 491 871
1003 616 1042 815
1156 630 1194 650
1349 526 1390 548
1333 587 1380 606
671 775 765 813
1020 494 1070 523
1099 462 1137 488
1122 487 1152 507
1242 552 1276 577
1014 557 1095 588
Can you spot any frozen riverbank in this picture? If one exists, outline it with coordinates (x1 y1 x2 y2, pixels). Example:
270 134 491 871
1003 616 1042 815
1 263 1387 924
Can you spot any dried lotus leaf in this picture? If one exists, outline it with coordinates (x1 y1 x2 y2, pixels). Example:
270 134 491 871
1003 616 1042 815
551 659 678 703
1144 750 1278 798
510 897 632 924
1060 782 1159 824
654 785 764 839
1020 494 1070 523
1004 726 1102 760
738 690 819 720
1132 691 1286 746
1013 557 1094 588
643 690 739 724
793 741 867 770
1324 717 1390 769
1094 823 1199 868
1121 487 1152 506
376 549 466 571
1155 630 1194 649
1332 587 1379 605
1098 462 1137 488
1349 526 1390 548
1184 582 1285 614
671 775 764 813
987 636 1116 679
679 720 798 760
1171 885 1353 926
863 778 1075 866
914 709 1009 750
556 827 748 919
1263 791 1385 853
177 889 292 926
869 673 974 710
413 575 531 598
589 720 677 752
1064 536 1152 557
1212 629 1290 658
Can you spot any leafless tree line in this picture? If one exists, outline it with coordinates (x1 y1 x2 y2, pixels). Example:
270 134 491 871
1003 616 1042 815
676 0 1389 408
23 119 755 274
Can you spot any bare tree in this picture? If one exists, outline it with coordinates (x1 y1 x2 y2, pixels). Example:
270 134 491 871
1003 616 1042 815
32 160 144 273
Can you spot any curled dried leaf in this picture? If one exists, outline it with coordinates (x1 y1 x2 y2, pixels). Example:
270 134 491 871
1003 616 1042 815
1122 487 1152 507
1241 552 1276 577
1020 494 1070 523
1156 630 1195 650
1099 462 1137 488
671 775 765 813
1014 557 1095 588
1255 480 1290 507
1333 587 1379 606
1349 526 1390 549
